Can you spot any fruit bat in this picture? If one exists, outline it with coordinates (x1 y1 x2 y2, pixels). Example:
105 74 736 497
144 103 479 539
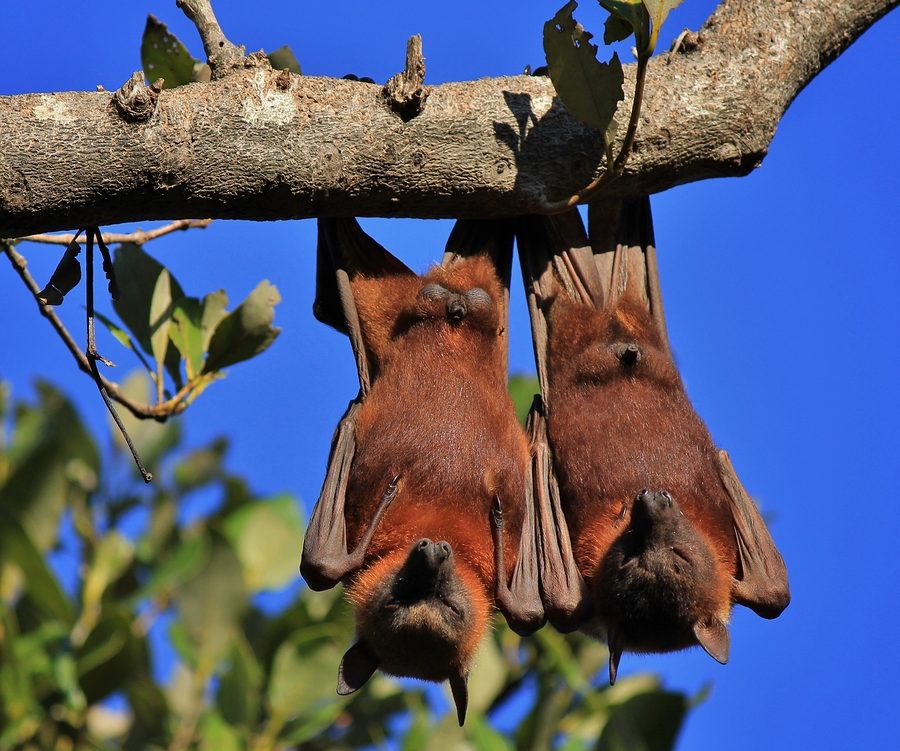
301 217 543 725
516 198 790 684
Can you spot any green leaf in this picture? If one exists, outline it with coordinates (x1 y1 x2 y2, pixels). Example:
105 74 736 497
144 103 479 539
203 281 281 372
149 269 174 381
173 437 228 491
131 531 210 603
141 15 199 89
216 633 263 729
597 689 689 751
112 243 185 359
600 1 650 48
177 535 247 669
95 310 141 356
76 610 148 704
169 297 204 380
222 494 303 592
2 382 99 550
467 714 513 751
266 45 302 74
198 712 243 751
0 510 75 626
267 631 344 722
200 290 229 351
604 14 635 45
642 0 685 37
82 532 134 618
544 2 625 142
508 374 539 426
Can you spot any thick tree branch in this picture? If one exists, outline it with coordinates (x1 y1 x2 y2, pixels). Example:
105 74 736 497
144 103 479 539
0 0 895 236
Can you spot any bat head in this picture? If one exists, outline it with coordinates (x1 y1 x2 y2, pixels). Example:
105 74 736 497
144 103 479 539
340 538 488 725
592 489 731 683
414 281 497 334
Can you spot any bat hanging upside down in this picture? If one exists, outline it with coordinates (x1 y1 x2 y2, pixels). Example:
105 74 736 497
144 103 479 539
301 218 542 725
517 199 790 683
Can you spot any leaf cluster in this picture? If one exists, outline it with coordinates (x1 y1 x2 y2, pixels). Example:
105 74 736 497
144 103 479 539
0 381 694 749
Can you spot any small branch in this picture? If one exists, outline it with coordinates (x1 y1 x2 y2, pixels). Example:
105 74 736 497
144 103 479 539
382 35 429 120
176 0 244 78
85 229 153 483
20 219 212 247
1 241 188 422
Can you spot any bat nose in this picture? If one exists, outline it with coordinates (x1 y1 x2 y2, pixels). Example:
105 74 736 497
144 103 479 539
412 538 453 567
634 489 676 516
447 297 467 324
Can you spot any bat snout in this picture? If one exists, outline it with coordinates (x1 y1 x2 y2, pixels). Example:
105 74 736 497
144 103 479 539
633 489 679 522
412 538 453 567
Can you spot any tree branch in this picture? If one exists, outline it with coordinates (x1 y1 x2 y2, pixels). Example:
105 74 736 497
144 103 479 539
0 0 895 236
20 219 212 247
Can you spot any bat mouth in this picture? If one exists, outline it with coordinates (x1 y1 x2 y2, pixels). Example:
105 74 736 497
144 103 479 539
381 539 467 619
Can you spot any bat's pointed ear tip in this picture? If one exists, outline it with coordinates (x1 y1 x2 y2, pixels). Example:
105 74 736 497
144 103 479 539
449 668 469 726
337 640 379 695
693 619 730 665
608 647 622 685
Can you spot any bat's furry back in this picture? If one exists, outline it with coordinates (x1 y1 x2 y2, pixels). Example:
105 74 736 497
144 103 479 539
337 255 529 718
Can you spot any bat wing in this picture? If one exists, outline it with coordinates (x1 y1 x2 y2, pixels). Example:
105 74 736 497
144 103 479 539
717 450 791 618
516 213 597 629
443 220 546 633
301 219 409 589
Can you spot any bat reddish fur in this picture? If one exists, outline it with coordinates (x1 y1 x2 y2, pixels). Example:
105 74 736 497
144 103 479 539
546 290 738 659
342 256 529 685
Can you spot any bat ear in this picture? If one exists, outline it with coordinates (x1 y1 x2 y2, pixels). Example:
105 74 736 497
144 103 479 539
448 668 469 726
337 640 379 695
607 626 624 686
716 451 791 619
693 618 730 664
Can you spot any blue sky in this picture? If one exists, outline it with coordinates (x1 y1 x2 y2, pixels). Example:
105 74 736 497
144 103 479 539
2 1 899 749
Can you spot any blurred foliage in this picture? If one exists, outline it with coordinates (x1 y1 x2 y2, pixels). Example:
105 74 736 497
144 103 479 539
0 379 692 749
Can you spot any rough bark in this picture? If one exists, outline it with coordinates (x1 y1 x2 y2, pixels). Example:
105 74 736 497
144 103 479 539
0 0 895 236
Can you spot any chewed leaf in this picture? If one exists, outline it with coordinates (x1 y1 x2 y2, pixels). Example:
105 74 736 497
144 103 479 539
267 45 302 74
544 2 625 139
203 281 281 372
141 15 198 88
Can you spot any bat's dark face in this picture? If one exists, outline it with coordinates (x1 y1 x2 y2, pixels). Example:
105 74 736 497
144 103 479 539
590 490 731 678
414 282 498 334
348 538 486 683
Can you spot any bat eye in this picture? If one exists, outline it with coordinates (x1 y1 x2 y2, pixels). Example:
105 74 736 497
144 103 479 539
661 491 673 503
463 287 493 309
418 283 449 302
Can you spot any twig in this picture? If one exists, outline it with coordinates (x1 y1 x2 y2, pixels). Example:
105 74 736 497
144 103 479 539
20 218 212 247
1 241 189 422
541 53 651 214
85 229 153 483
176 0 244 78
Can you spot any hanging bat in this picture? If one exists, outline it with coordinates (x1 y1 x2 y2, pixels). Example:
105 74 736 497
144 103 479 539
301 217 542 725
517 199 790 684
